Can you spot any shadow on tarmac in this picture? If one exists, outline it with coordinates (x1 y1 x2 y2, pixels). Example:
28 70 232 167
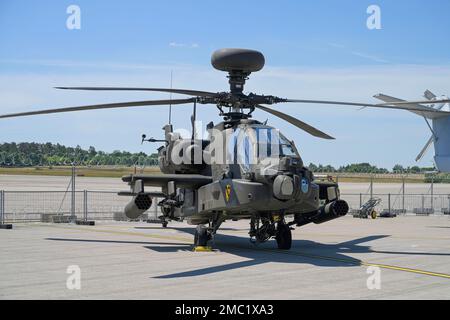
46 225 450 279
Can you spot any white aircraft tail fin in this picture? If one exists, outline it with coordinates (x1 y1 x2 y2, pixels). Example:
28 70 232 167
432 115 450 172
424 89 436 101
423 89 450 111
375 90 450 172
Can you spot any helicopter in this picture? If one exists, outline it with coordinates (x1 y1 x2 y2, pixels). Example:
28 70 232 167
1 48 450 250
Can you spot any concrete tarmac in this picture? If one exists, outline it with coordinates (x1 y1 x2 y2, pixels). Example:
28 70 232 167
2 174 450 194
1 216 449 299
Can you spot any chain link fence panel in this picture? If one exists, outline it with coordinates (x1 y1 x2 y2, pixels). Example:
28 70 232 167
1 190 162 223
341 193 450 215
0 190 448 223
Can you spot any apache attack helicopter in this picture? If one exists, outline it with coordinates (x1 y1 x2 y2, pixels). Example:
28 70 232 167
1 48 450 250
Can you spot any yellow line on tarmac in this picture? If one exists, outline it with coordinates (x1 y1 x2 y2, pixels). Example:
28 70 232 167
360 262 450 279
259 248 450 280
33 223 192 243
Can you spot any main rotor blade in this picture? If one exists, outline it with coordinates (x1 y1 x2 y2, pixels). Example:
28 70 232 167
256 105 335 140
283 99 449 114
55 87 218 97
0 98 195 119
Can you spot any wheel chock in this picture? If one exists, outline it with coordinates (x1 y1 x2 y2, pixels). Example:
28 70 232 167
75 220 95 226
193 246 213 252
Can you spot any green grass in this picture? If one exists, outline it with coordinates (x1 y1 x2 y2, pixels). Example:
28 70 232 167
0 167 435 183
0 166 161 178
309 172 426 184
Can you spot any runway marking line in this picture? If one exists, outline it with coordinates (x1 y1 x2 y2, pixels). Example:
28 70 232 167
256 248 450 280
30 223 191 243
28 223 450 280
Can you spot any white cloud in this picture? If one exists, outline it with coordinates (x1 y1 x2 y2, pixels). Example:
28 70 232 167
169 42 200 48
350 51 389 64
0 58 193 71
327 43 389 64
169 42 185 47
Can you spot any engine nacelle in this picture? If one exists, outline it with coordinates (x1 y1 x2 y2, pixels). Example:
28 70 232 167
124 194 152 219
159 139 209 174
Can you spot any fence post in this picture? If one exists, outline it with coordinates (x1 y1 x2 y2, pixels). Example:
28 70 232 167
448 195 450 216
2 190 5 225
0 190 11 228
431 176 434 212
359 193 362 208
422 194 425 213
83 190 88 222
370 176 373 199
402 177 405 213
388 193 391 213
70 165 76 222
0 190 4 225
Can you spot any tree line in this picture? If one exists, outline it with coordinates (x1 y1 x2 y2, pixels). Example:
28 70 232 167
0 142 437 173
307 163 436 174
0 142 159 167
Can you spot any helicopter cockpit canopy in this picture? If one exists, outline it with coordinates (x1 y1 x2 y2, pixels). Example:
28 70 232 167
224 124 301 169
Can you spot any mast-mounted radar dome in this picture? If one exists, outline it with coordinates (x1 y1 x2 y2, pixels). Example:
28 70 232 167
211 48 265 95
211 48 265 73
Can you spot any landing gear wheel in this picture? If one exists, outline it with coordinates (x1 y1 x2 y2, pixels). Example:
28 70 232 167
275 223 292 250
371 210 377 220
162 221 168 228
194 225 209 247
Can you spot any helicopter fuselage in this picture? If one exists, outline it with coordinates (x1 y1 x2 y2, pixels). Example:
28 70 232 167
122 119 348 238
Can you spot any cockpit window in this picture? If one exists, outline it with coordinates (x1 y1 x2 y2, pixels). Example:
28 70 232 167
255 127 298 158
279 134 297 157
225 127 298 169
227 128 254 170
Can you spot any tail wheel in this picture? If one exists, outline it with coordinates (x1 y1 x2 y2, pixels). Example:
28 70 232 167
275 223 292 250
194 225 209 247
371 210 378 220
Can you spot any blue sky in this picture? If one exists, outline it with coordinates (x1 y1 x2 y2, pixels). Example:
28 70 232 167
0 0 449 168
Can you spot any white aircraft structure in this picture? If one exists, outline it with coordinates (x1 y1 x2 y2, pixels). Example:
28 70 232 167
374 90 450 172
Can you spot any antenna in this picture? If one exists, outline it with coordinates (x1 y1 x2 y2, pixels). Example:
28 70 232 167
191 100 197 140
168 70 173 124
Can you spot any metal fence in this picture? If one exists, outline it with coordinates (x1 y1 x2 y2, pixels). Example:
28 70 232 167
0 190 162 223
341 193 450 215
0 190 449 224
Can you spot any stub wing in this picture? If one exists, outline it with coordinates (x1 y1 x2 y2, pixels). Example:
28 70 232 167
122 174 213 188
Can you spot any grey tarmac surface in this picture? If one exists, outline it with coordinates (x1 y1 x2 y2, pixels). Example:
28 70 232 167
1 216 449 300
0 174 125 191
2 174 450 194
